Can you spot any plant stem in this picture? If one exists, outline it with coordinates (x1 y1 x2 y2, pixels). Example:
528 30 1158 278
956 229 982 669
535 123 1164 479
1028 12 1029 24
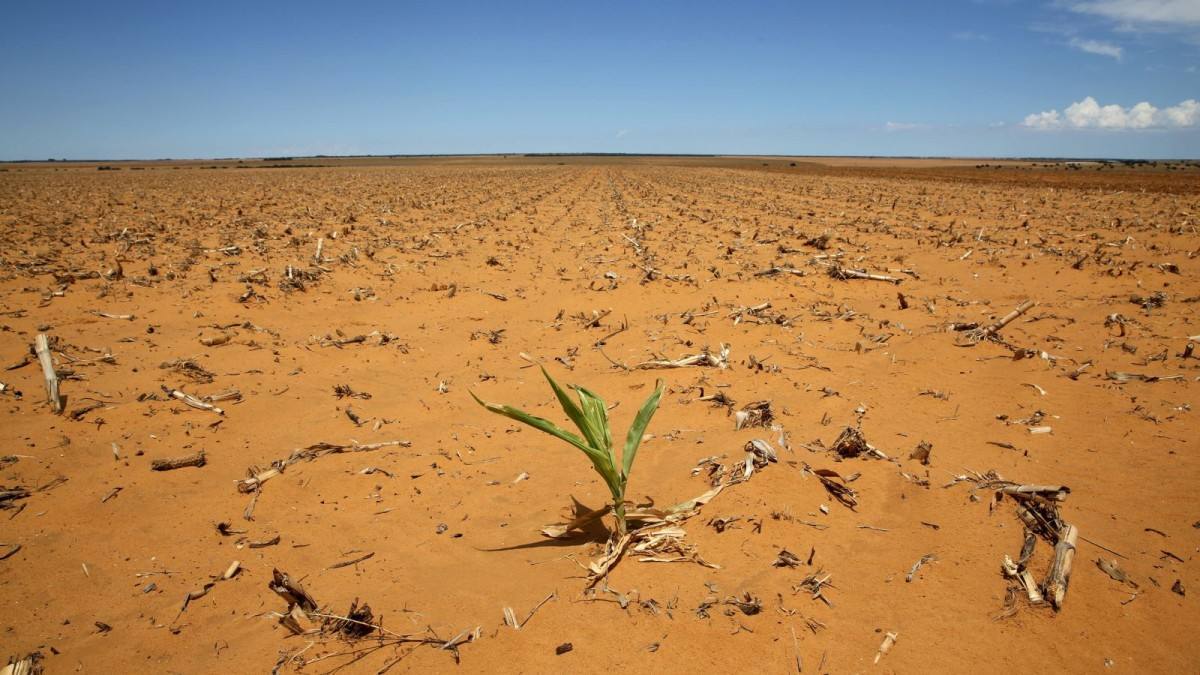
613 499 627 536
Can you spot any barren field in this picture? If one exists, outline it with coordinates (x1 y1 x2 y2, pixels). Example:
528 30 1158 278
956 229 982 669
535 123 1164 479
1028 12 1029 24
1 157 1197 673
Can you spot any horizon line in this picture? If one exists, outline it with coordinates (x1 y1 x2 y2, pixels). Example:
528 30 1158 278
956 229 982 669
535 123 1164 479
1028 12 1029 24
3 152 1197 164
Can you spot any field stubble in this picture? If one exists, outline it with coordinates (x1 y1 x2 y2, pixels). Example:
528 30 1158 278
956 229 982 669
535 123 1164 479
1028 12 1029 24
0 158 1197 673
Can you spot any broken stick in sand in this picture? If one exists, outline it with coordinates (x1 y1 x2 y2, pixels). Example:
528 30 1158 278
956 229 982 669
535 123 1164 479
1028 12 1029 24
161 385 225 415
828 265 901 284
151 451 207 471
1044 523 1078 610
34 333 63 413
957 299 1036 346
237 439 411 494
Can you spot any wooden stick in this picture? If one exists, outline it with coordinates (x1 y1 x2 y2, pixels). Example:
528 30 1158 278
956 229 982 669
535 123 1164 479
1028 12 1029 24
327 551 375 569
790 626 803 673
92 310 135 320
151 451 207 471
236 439 410 493
874 632 898 664
958 299 1037 345
988 299 1036 334
593 316 628 347
1002 555 1043 603
34 333 62 413
999 484 1070 501
200 333 232 347
518 591 557 629
269 568 318 612
581 309 611 329
755 266 807 277
204 388 242 403
829 265 900 284
2 653 40 675
1019 568 1044 603
1044 523 1078 610
161 385 224 415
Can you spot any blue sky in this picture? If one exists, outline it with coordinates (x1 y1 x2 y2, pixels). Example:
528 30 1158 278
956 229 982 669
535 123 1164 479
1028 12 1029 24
1 0 1197 159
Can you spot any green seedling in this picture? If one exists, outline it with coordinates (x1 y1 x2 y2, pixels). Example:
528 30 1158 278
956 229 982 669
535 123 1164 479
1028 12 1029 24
471 367 664 536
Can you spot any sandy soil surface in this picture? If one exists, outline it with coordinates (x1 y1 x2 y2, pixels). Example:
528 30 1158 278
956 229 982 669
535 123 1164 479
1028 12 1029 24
0 157 1197 673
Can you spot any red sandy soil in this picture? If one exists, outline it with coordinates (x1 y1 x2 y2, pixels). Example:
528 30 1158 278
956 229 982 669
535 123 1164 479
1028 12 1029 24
0 157 1197 673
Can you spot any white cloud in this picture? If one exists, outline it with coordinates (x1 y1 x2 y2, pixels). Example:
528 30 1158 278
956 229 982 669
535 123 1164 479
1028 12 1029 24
1068 37 1124 59
952 30 990 41
1070 0 1200 28
884 122 930 131
1023 110 1063 129
615 129 630 139
1023 96 1200 130
1162 99 1200 125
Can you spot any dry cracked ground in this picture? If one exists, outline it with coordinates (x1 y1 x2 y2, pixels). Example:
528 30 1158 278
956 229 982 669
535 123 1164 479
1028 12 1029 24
0 156 1197 673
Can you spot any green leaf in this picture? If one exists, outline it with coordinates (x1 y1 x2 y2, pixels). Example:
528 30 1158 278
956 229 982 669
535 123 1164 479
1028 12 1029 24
471 391 594 460
470 390 622 497
574 385 612 454
540 367 601 449
622 379 664 481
